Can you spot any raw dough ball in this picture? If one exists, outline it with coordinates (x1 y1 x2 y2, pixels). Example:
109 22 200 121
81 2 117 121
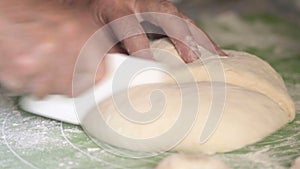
151 38 295 118
81 39 295 154
83 82 290 153
155 153 230 169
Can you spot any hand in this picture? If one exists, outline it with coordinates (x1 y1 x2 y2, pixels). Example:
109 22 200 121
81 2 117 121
90 0 226 62
0 0 111 97
0 0 225 97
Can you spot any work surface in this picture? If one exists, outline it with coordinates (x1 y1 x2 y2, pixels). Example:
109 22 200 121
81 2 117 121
1 13 300 169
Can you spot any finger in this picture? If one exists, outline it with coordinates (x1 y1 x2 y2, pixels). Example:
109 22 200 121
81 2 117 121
108 13 152 59
29 73 54 98
95 58 106 83
137 1 199 62
108 43 127 54
123 34 152 59
153 13 199 63
164 16 200 63
169 37 198 63
179 13 227 56
0 55 37 95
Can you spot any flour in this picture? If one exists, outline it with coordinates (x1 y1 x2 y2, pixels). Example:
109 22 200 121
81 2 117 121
0 79 299 168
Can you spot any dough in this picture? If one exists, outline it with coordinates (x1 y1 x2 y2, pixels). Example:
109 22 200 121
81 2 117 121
81 39 295 154
151 39 295 118
155 153 230 169
290 157 300 169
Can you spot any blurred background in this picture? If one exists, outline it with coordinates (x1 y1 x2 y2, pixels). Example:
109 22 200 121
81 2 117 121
173 0 300 79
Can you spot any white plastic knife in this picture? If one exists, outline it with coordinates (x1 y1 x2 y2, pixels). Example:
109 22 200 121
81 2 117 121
19 53 167 125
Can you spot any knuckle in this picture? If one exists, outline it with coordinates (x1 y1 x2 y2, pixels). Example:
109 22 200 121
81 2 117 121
158 0 179 14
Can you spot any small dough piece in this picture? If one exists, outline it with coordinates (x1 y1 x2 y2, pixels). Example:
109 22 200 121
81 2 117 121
82 39 295 154
155 153 230 169
290 157 300 169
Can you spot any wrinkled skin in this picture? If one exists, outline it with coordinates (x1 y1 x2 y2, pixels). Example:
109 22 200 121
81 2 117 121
0 0 225 97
